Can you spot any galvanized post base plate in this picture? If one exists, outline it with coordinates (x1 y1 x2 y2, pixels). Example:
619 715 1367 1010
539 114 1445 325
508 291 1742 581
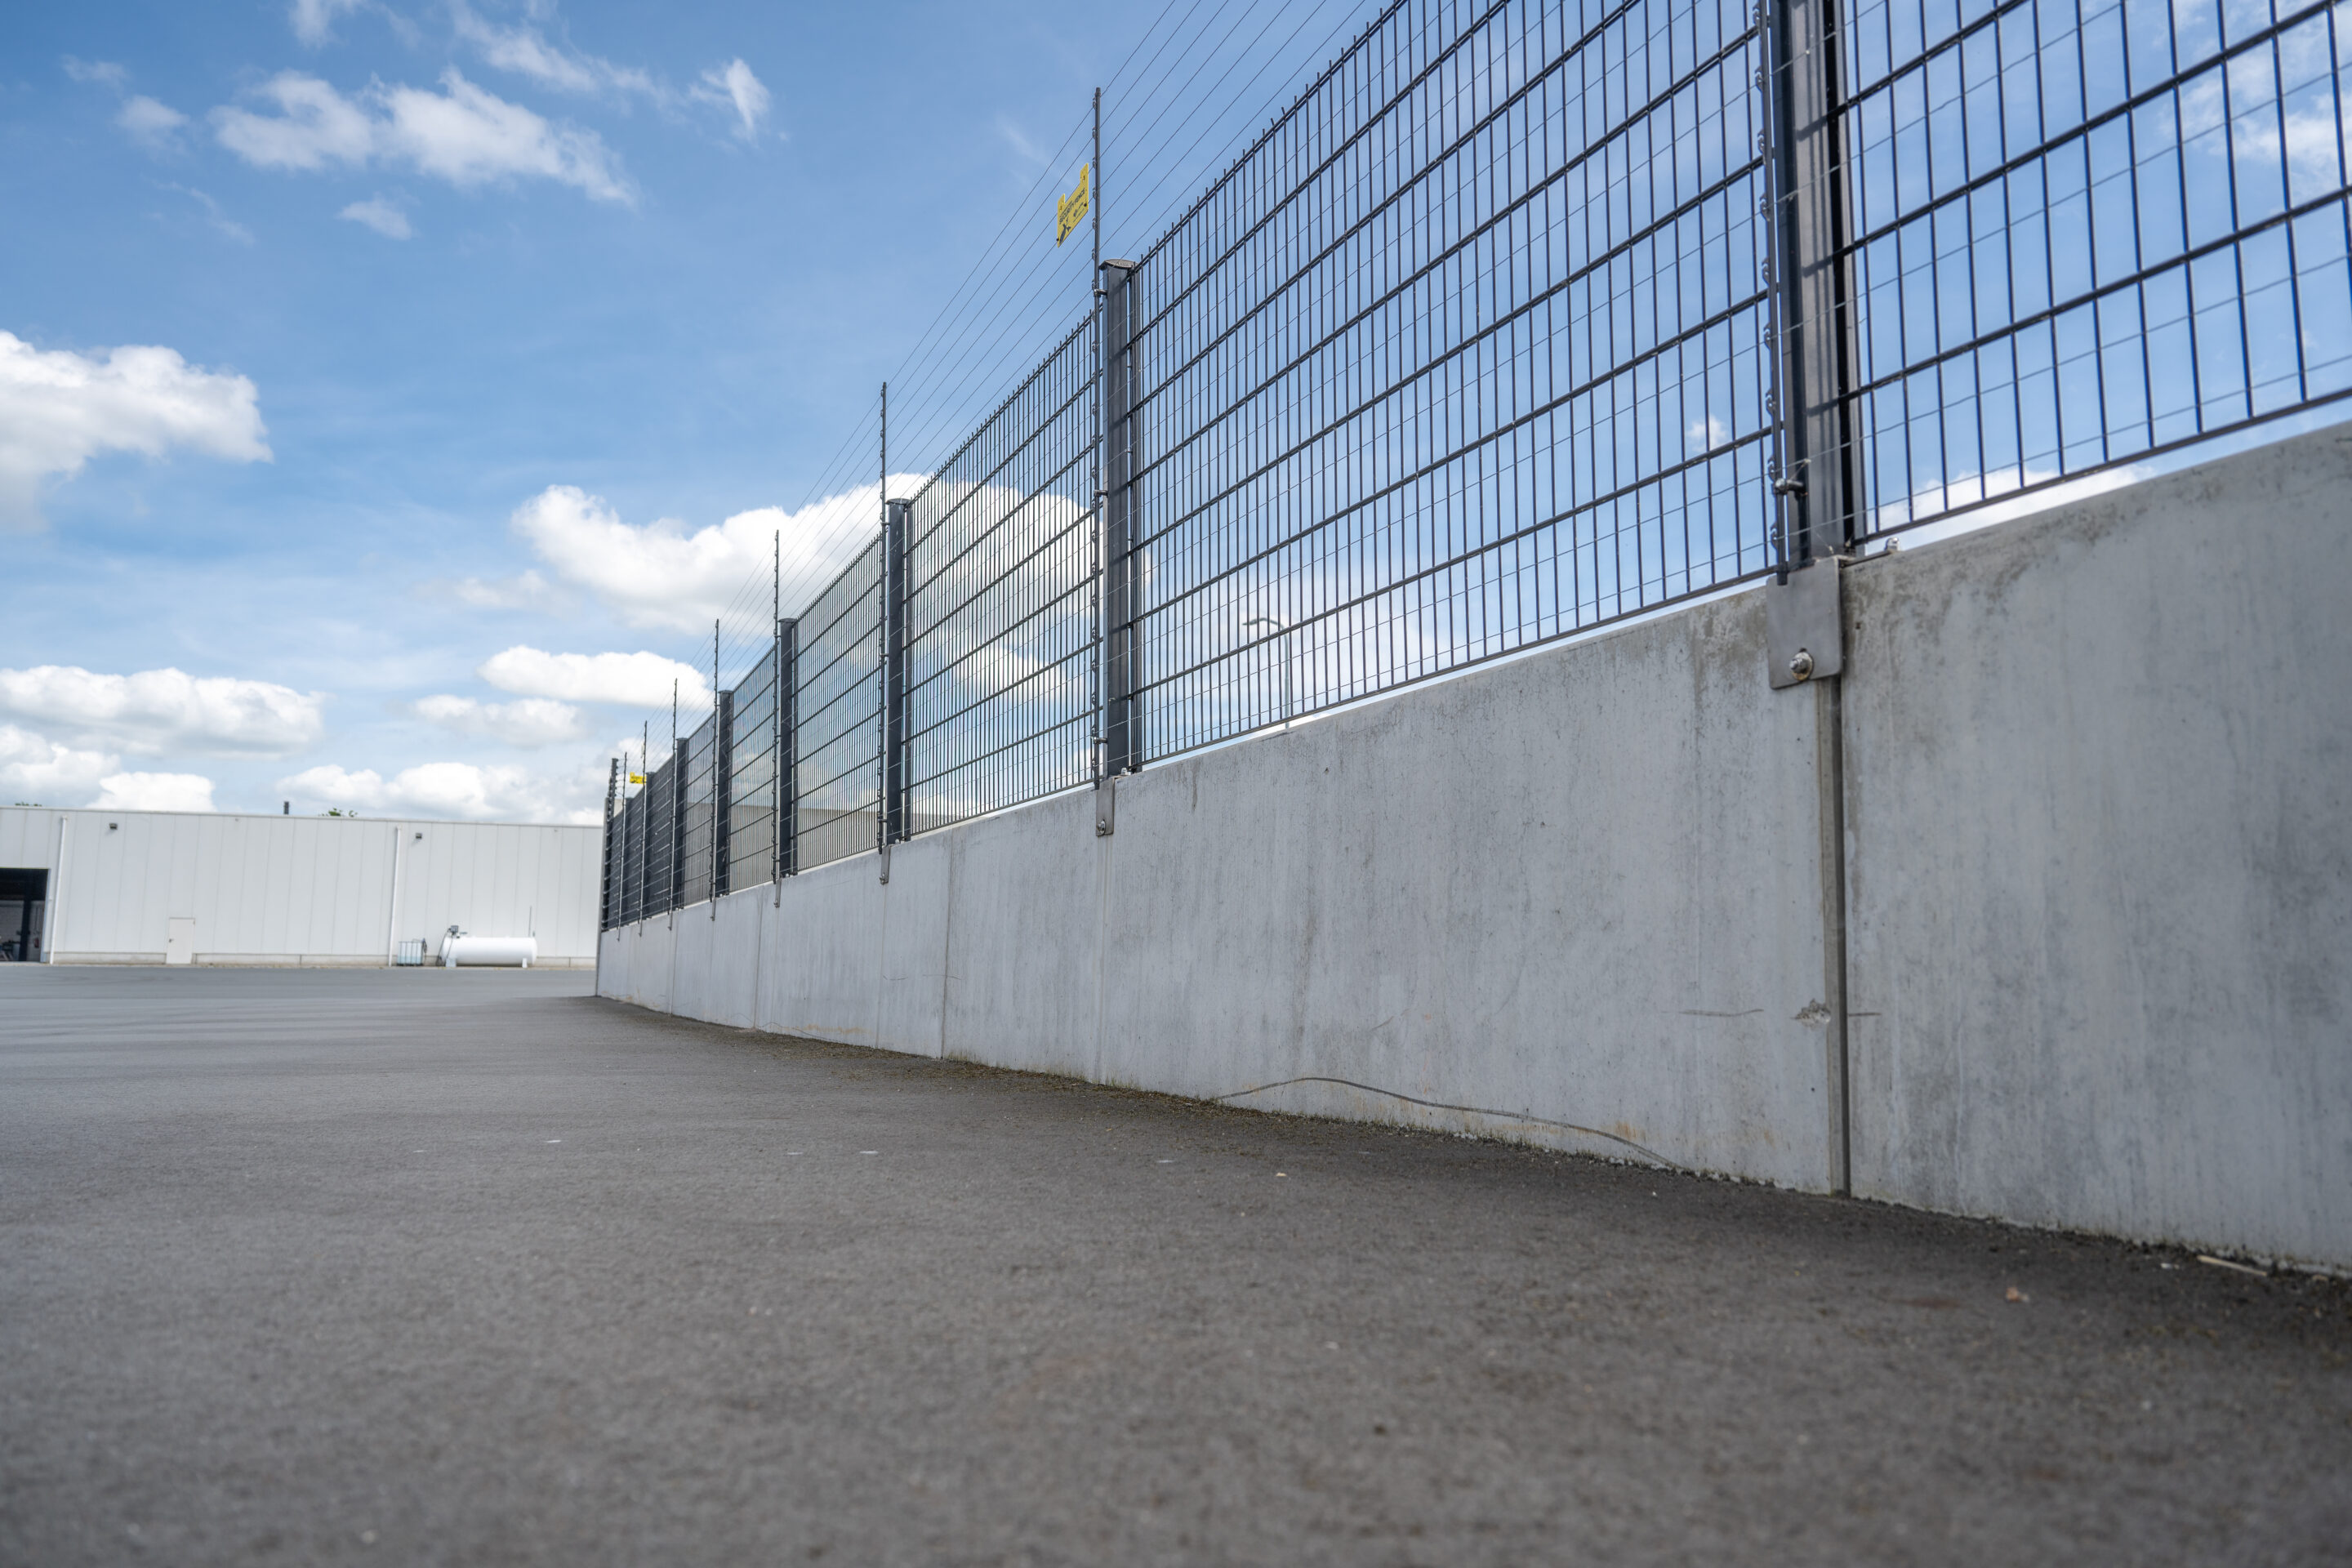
1766 559 1844 689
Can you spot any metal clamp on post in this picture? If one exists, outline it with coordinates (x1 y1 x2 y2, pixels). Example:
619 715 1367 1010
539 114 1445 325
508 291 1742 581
1766 557 1844 688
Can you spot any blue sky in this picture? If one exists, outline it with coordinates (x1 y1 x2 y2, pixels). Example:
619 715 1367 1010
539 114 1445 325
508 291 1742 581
1 0 1375 821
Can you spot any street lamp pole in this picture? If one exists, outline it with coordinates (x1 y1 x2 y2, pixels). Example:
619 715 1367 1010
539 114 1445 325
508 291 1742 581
1241 615 1293 731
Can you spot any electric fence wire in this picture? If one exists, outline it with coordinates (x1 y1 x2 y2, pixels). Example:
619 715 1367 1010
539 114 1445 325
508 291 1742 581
667 0 1392 705
630 0 1396 758
1102 0 1382 249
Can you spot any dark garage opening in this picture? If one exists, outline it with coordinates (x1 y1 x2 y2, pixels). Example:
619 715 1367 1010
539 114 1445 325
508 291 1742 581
0 868 47 963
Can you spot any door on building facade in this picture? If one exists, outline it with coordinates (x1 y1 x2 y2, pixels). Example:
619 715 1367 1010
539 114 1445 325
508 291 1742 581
165 917 196 965
0 869 45 962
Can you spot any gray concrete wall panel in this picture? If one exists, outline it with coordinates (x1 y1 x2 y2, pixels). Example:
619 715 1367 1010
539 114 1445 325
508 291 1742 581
703 893 764 1030
875 845 953 1058
1840 429 2352 1267
752 853 884 1046
1094 590 1835 1187
670 905 713 1022
936 792 1103 1081
596 925 628 1000
630 919 676 1013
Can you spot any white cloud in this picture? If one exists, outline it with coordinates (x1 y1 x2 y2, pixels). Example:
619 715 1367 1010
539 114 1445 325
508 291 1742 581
1686 414 1731 451
510 480 906 633
212 70 632 203
172 186 256 245
290 0 366 46
0 332 270 528
381 71 630 198
450 0 658 97
338 195 412 238
0 724 114 804
212 74 374 170
441 569 559 609
279 759 603 824
477 646 710 710
413 693 588 746
92 773 216 813
63 58 128 90
65 59 191 154
996 116 1048 166
0 666 325 756
694 59 771 141
448 6 771 142
118 95 189 148
0 727 216 813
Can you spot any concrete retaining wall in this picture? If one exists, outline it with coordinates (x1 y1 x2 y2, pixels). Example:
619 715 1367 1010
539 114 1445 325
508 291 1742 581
1840 430 2352 1268
603 425 2352 1269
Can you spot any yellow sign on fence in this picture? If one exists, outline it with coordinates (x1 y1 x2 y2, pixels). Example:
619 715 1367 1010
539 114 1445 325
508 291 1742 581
1055 163 1090 245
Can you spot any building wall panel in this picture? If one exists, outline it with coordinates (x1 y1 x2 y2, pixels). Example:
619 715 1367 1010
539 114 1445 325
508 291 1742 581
0 808 599 966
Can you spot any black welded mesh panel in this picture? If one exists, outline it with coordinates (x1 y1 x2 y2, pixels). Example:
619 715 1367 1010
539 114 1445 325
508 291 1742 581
904 314 1099 833
728 647 780 892
618 789 644 925
1839 0 2352 532
1129 0 1776 755
640 754 678 917
679 712 719 907
599 800 619 931
794 538 884 871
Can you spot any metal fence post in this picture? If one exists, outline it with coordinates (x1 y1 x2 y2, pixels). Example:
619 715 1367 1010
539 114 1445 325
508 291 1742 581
1769 0 1858 559
882 498 911 852
777 617 799 886
670 739 689 914
1100 259 1139 776
619 789 637 925
599 757 619 930
1767 0 1858 1201
712 688 733 909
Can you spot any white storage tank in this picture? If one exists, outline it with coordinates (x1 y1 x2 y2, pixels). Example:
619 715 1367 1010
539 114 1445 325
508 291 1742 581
439 928 537 967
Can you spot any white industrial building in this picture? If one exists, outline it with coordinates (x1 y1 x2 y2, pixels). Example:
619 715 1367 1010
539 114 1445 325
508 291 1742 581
0 806 602 968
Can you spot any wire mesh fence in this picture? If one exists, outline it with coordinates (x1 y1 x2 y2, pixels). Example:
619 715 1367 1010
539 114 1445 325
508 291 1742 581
1129 0 1778 753
631 747 679 920
792 539 885 872
679 708 721 908
905 314 1101 833
601 0 2351 929
727 648 781 892
1836 0 2352 535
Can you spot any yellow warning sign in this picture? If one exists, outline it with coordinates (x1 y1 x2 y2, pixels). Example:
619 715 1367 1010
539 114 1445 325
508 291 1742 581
1055 163 1090 245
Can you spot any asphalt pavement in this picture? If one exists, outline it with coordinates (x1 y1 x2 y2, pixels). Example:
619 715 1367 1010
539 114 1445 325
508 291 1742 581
1 965 2345 1566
